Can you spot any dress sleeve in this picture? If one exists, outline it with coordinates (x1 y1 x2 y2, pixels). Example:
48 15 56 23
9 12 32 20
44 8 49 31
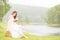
8 16 14 22
6 16 14 31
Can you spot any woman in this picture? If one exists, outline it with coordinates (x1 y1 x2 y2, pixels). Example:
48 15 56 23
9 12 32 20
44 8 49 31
5 11 27 38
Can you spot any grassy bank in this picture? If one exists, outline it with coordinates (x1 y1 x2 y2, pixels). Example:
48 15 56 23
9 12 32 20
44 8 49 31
0 22 60 40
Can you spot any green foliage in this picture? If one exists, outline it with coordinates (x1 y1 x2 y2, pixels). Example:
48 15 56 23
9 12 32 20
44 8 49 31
46 5 60 27
18 14 30 24
25 16 30 24
0 0 11 21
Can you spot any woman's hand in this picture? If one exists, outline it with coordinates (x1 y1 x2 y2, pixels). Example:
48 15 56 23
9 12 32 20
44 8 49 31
14 19 17 22
14 18 18 22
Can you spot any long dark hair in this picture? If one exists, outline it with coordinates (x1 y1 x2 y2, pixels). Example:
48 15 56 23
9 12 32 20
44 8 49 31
12 11 17 19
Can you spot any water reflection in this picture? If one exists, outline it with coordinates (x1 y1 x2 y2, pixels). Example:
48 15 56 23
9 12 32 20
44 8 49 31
23 25 60 36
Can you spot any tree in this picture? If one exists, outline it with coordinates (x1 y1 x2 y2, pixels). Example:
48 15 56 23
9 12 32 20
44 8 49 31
0 0 11 21
46 5 60 27
18 14 23 24
25 16 30 24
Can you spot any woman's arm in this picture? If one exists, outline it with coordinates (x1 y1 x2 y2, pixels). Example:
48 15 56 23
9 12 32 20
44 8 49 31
14 18 18 22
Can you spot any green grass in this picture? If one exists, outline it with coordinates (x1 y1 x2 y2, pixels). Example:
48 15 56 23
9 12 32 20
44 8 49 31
0 22 60 40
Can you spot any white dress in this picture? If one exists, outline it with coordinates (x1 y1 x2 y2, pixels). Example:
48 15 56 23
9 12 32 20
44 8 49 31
7 16 23 38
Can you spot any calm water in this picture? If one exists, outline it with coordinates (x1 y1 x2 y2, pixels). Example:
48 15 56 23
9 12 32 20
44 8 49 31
23 25 60 36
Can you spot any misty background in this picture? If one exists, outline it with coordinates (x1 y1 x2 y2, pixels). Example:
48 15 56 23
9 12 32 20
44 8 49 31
3 4 48 24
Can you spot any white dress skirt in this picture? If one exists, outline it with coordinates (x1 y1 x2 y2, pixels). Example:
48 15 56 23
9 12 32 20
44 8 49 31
7 16 23 38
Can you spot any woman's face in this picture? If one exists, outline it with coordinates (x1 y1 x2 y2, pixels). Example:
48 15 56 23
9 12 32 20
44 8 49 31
13 13 16 16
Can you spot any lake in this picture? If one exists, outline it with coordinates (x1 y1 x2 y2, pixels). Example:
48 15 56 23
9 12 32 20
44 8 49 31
23 25 60 36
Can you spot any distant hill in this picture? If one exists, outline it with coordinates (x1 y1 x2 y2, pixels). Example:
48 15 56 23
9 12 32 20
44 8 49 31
3 4 48 24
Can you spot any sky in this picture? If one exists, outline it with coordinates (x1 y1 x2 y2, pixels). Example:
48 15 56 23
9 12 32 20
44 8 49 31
8 0 60 8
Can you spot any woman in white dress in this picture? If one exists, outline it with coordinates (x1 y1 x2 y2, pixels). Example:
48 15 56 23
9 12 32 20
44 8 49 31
6 11 27 38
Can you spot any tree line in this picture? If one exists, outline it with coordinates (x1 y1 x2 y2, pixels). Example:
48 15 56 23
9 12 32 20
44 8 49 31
0 0 11 21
